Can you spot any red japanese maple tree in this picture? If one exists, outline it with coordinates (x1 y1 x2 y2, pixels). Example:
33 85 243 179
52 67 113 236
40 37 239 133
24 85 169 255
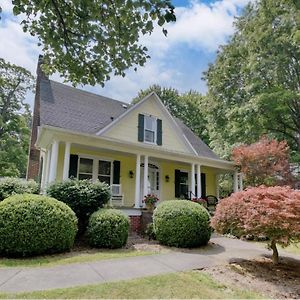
232 137 293 187
211 186 300 264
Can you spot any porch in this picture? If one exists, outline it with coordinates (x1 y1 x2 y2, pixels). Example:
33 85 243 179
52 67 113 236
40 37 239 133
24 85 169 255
39 137 241 209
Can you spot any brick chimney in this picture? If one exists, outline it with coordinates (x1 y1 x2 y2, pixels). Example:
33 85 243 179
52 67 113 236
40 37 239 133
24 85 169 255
26 55 48 181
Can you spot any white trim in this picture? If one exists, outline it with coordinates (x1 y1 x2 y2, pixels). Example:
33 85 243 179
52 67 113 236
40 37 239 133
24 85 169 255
77 154 113 185
40 151 47 192
48 140 59 183
134 154 141 208
191 163 195 197
36 125 236 170
196 164 201 198
143 114 157 144
63 142 71 180
45 147 51 187
143 155 149 198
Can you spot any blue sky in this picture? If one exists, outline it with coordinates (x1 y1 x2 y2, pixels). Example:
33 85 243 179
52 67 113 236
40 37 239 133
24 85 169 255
0 0 251 107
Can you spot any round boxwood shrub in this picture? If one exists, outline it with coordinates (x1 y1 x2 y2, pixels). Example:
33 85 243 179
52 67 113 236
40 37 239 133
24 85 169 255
153 200 211 248
47 179 111 231
0 177 39 201
0 194 78 257
87 209 129 249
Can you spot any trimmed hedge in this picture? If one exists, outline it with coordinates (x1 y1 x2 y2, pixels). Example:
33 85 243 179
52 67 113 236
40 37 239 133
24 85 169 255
0 177 39 201
87 209 129 249
153 200 211 248
47 179 110 230
0 194 77 257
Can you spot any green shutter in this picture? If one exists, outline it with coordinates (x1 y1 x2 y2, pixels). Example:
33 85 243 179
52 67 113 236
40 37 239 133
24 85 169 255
157 118 162 145
175 169 181 198
201 173 206 198
113 160 121 184
69 154 78 178
138 114 144 142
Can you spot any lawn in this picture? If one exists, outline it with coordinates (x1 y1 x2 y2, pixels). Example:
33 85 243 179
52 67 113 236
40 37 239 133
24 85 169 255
0 271 262 299
0 249 154 268
255 242 300 256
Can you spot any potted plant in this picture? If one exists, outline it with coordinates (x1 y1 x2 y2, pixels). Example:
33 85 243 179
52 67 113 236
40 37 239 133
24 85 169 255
143 194 159 211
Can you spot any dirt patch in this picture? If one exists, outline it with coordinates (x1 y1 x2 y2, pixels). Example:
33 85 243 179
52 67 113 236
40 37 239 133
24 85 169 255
203 256 300 299
126 234 169 252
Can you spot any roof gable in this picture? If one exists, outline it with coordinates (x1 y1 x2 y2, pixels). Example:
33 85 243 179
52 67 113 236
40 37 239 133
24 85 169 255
99 92 197 155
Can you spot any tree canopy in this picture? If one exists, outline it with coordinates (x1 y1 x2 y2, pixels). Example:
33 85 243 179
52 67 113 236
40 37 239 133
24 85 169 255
204 0 300 161
0 58 33 177
232 137 294 187
132 85 209 144
2 0 176 86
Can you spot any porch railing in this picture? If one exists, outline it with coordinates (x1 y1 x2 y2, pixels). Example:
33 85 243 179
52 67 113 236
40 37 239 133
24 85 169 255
110 184 123 206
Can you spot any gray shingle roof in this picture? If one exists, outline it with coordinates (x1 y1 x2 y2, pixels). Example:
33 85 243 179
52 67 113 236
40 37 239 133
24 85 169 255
40 79 128 134
40 79 220 160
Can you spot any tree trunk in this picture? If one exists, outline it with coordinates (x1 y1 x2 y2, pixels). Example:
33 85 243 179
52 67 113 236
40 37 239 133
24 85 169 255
270 240 279 264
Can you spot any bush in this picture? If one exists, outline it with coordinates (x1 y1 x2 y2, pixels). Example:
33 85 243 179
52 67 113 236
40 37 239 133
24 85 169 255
0 177 39 201
0 194 77 257
47 179 110 230
153 200 211 248
211 186 300 264
87 209 129 249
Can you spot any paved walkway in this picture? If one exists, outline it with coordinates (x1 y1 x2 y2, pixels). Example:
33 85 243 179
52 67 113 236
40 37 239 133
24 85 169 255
0 235 299 293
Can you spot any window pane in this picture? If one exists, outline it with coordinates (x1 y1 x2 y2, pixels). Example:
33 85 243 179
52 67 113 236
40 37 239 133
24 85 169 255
145 130 155 142
99 161 111 175
98 176 110 185
79 158 93 174
145 115 156 130
79 174 93 180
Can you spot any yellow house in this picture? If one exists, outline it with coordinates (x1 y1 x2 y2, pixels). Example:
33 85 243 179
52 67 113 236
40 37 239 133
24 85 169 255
27 59 240 228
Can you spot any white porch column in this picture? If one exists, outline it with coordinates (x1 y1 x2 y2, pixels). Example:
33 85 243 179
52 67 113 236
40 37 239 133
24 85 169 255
233 171 239 193
216 174 220 199
134 154 141 208
48 140 59 183
45 148 51 187
196 164 201 198
63 142 71 180
239 173 243 191
143 155 149 197
40 152 47 193
190 163 195 198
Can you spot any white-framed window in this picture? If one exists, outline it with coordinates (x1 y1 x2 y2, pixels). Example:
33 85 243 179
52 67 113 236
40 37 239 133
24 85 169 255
144 115 157 143
78 157 93 180
78 156 112 185
98 160 111 185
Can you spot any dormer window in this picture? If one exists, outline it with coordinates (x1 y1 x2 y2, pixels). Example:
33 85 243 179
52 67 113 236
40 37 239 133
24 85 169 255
138 114 162 146
144 115 157 143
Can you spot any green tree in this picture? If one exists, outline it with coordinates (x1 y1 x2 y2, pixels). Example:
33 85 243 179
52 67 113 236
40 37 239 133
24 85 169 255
0 58 33 177
204 0 300 160
132 85 209 143
2 1 175 86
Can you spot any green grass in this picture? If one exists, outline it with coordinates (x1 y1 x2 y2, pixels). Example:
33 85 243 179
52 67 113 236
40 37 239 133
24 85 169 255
255 241 300 256
0 271 263 299
0 249 154 268
279 243 300 255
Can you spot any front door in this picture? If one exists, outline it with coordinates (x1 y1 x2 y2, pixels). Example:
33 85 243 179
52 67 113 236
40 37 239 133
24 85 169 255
140 163 160 200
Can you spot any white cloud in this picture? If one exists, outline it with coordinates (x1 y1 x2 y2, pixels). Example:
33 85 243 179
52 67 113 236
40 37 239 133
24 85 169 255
0 0 252 106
